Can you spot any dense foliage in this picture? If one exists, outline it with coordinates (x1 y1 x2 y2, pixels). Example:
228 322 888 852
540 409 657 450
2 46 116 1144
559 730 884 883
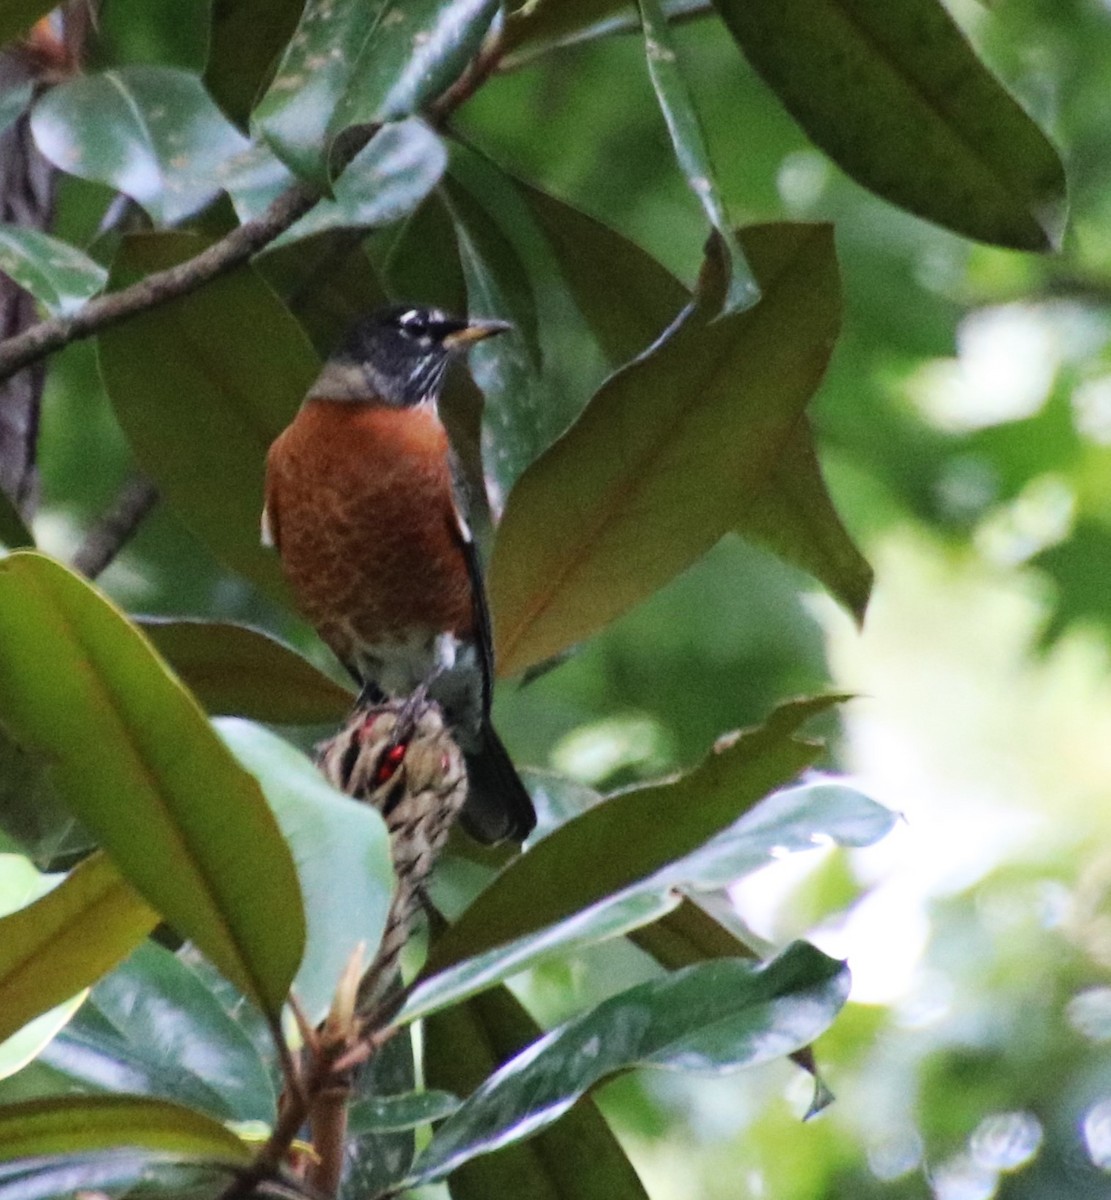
0 1 1105 1198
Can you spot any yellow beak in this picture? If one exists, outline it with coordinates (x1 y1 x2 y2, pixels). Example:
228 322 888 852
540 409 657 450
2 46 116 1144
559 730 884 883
442 318 512 350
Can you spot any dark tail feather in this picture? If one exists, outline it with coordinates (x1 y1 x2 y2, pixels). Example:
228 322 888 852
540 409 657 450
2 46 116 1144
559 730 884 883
461 724 536 845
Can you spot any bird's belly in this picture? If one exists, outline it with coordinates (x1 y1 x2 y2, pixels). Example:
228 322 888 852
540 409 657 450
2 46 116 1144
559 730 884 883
268 401 475 671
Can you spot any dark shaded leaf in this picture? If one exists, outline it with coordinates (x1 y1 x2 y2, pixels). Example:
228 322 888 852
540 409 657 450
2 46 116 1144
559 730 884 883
521 182 688 366
637 0 756 312
98 231 319 604
489 223 841 677
348 1089 460 1134
30 67 249 225
412 943 849 1183
712 0 1068 250
255 0 498 187
0 492 31 550
137 617 351 724
0 225 107 317
216 720 393 1023
424 985 650 1200
204 0 305 127
0 552 305 1018
424 694 839 972
0 1152 233 1200
0 1095 251 1164
0 853 156 1049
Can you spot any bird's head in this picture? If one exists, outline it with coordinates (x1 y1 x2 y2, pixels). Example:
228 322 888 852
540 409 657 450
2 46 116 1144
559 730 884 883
317 305 511 406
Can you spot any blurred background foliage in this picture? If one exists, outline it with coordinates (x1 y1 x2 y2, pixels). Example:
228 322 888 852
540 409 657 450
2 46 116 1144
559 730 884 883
13 0 1111 1196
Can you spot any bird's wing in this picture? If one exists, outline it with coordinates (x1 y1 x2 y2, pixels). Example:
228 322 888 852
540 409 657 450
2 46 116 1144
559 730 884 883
448 450 495 719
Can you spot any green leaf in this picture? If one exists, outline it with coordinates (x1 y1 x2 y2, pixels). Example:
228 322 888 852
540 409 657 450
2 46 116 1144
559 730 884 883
424 694 839 973
216 719 394 1023
254 0 498 187
744 425 872 623
269 119 448 244
441 154 545 493
0 1154 228 1200
502 0 712 61
630 894 759 969
424 985 650 1200
0 491 32 551
400 889 679 1024
636 0 756 313
0 853 156 1053
411 942 849 1184
136 617 351 724
489 223 841 677
711 0 1068 250
0 1094 251 1165
0 225 107 317
97 231 319 604
30 67 250 226
0 552 305 1018
0 6 54 49
204 0 305 127
661 777 897 892
69 940 277 1123
521 183 688 366
348 1089 461 1134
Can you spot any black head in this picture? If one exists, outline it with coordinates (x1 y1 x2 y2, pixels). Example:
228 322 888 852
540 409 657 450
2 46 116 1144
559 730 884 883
330 305 511 406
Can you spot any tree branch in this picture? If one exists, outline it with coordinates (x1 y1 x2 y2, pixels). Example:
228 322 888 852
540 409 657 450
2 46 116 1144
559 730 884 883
0 177 322 383
71 472 159 579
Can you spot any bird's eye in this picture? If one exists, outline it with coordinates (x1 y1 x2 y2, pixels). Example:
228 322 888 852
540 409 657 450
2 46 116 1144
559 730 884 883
396 309 430 337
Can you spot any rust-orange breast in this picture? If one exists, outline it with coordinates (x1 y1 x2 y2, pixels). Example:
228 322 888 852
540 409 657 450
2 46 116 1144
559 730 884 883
265 399 475 663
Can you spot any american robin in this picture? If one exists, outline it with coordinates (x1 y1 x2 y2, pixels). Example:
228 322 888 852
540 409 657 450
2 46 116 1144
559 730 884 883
262 305 536 844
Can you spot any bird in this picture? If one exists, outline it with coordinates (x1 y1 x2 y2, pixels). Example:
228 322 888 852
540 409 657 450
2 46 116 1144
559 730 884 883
262 304 536 844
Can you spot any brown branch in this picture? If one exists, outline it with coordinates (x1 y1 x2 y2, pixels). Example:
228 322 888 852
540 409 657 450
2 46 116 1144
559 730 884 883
70 472 159 578
0 176 322 383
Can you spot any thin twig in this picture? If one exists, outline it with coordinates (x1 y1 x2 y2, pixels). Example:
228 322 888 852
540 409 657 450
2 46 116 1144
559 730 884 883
70 472 159 578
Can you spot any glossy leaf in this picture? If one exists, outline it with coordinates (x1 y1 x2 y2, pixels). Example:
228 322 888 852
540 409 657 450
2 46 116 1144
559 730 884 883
658 776 898 892
0 1094 251 1165
424 985 650 1200
637 0 756 313
489 223 841 677
79 940 277 1123
442 163 543 495
400 889 679 1024
30 67 249 226
712 0 1067 250
255 0 498 186
216 719 394 1023
0 552 305 1018
0 7 55 50
630 894 759 969
0 1153 231 1200
98 232 319 604
0 225 107 317
348 1089 461 1134
425 694 839 972
137 617 351 724
411 942 849 1183
502 0 712 60
270 119 447 244
204 0 305 126
0 852 156 1049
